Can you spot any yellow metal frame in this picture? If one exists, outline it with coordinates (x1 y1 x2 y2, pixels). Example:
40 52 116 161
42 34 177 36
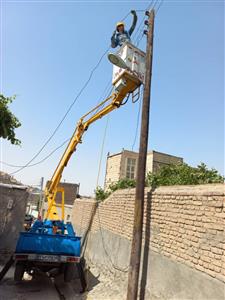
45 74 142 220
45 186 65 220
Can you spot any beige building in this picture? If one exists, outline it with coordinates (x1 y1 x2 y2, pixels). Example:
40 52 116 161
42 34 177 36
104 149 183 189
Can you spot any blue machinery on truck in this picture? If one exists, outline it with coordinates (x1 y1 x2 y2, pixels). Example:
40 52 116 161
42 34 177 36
0 42 146 286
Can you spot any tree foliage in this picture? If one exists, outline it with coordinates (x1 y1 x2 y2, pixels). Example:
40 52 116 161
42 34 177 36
95 186 111 202
95 178 136 201
0 94 21 145
109 178 136 192
95 163 224 201
146 163 224 188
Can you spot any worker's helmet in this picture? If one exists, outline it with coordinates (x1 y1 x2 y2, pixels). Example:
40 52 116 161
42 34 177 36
116 21 125 31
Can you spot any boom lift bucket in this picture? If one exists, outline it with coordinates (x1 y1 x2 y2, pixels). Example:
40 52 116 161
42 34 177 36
108 42 146 94
0 39 146 289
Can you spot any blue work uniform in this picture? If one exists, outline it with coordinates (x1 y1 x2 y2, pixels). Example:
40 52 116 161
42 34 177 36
111 13 137 48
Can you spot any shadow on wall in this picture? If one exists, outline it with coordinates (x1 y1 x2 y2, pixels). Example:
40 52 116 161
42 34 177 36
72 185 225 300
80 203 97 253
140 190 153 300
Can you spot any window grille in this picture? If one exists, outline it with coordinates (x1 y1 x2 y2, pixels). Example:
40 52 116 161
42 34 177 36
126 158 136 179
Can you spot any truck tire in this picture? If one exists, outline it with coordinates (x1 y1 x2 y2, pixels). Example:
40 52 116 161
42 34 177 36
64 263 75 282
77 262 87 292
14 262 25 282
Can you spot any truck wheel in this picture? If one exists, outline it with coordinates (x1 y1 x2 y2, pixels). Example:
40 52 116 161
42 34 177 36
64 263 75 282
14 262 25 282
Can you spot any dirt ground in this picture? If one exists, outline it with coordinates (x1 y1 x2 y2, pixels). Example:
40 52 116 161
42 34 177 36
0 264 127 300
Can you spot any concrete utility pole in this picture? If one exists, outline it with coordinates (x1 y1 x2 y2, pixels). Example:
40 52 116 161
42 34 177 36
126 9 155 300
38 177 44 214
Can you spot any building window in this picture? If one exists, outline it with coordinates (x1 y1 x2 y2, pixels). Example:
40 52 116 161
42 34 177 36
126 158 136 179
66 214 70 221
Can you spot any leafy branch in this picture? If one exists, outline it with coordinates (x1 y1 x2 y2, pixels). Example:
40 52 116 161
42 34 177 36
0 94 21 145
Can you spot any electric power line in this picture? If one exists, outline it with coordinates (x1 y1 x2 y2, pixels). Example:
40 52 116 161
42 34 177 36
132 88 143 151
96 115 110 188
2 80 113 170
2 138 70 168
7 10 136 176
152 0 158 10
5 3 163 174
156 0 164 15
133 0 155 46
133 0 154 40
9 47 110 176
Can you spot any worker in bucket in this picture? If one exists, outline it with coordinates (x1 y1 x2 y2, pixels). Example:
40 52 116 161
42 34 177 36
111 10 137 48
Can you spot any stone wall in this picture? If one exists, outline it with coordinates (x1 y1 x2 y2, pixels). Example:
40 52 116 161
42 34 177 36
72 184 225 299
0 183 29 260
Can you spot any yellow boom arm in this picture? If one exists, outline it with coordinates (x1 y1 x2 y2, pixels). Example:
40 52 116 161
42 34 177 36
45 71 141 220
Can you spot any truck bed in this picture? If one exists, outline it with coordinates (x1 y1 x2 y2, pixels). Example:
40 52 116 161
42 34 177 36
15 231 81 256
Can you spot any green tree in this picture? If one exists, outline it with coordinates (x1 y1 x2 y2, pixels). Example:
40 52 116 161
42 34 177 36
95 163 223 201
94 178 136 201
109 178 136 192
95 186 111 201
146 162 224 188
0 94 21 145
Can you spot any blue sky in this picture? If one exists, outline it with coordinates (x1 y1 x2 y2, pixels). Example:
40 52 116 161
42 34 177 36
0 0 224 195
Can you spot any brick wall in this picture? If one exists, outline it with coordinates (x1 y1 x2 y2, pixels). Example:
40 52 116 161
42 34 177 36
71 198 96 236
71 184 225 283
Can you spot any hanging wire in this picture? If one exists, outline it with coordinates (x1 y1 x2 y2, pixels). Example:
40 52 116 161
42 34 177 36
131 88 143 151
121 11 130 21
5 1 162 174
133 0 154 43
96 206 129 272
9 46 110 176
1 138 70 168
155 0 164 15
152 0 159 10
95 0 157 184
136 31 145 47
96 115 110 188
2 81 113 170
120 93 131 106
93 80 114 115
8 9 132 176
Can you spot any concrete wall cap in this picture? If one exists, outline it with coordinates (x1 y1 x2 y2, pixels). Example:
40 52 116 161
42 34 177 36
0 182 28 190
151 184 225 196
75 199 97 203
99 184 225 197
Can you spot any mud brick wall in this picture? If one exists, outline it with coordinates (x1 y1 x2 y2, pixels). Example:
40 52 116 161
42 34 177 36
0 183 29 260
71 184 225 283
71 198 96 236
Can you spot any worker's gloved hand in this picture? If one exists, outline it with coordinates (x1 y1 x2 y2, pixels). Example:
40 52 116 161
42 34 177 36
131 10 136 15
